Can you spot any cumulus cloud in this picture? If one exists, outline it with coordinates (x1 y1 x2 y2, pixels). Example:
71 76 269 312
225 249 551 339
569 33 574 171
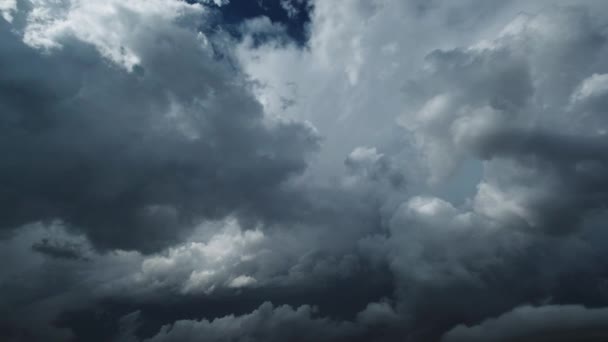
0 217 390 340
4 0 608 341
0 0 15 22
31 236 87 260
235 1 608 338
126 218 265 295
0 0 318 252
400 6 608 235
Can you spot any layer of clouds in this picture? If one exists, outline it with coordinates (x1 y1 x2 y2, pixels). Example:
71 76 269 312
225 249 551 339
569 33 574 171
0 218 391 341
443 304 608 342
3 0 608 341
143 302 358 342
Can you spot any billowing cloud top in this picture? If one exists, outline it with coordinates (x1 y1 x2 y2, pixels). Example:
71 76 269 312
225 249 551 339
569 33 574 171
2 1 608 341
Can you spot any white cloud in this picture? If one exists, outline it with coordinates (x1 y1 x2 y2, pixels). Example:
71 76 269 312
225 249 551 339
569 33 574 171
21 0 206 70
145 301 358 342
572 73 608 103
0 0 16 22
228 275 257 288
129 218 265 294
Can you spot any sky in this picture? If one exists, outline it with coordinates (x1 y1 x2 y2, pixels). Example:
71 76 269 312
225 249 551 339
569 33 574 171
2 0 608 341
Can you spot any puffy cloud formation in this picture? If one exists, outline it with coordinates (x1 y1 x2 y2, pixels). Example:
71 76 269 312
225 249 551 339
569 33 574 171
404 7 608 235
0 0 318 252
3 0 608 341
0 0 15 21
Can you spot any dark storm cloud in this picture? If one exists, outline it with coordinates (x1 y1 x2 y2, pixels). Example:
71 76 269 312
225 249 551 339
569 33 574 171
0 1 318 252
346 3 608 340
375 205 608 340
442 305 608 342
4 1 608 342
119 298 402 342
0 217 393 341
143 302 359 342
31 238 86 260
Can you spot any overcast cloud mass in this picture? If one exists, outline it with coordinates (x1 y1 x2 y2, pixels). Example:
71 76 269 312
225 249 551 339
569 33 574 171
2 0 608 341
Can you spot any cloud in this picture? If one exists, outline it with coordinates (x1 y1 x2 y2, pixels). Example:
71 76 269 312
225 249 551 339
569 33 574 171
0 223 98 341
442 304 608 342
373 7 608 328
4 0 608 341
0 217 391 341
198 0 230 7
399 6 608 235
0 0 318 252
280 0 303 19
238 6 608 336
126 218 265 295
31 237 87 260
144 301 359 342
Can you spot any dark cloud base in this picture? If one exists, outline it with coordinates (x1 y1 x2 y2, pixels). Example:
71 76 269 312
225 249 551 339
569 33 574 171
53 270 393 342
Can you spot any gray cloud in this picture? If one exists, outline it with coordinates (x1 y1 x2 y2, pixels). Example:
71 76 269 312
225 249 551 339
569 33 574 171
401 6 608 235
442 304 608 342
31 238 87 260
143 302 358 342
0 0 318 252
3 1 608 341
